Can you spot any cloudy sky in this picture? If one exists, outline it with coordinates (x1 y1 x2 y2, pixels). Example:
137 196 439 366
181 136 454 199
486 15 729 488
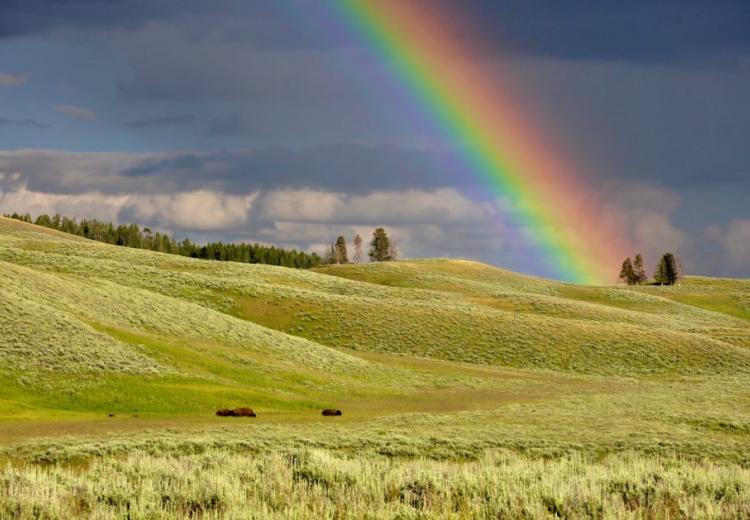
0 0 748 279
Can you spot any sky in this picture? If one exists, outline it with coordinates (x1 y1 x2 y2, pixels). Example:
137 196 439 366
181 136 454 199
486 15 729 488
0 0 748 279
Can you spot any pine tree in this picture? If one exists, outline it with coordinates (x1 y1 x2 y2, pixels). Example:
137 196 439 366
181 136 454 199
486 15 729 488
619 257 636 285
368 227 391 262
654 252 680 285
5 212 320 270
352 234 363 264
633 254 647 284
335 235 348 264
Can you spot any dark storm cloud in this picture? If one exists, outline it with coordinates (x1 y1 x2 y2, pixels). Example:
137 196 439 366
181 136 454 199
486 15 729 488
0 144 461 195
0 0 177 38
120 144 459 193
2 1 747 63
452 0 750 63
124 114 196 129
0 1 345 49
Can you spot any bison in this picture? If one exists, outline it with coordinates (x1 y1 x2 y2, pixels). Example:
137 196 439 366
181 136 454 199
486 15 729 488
216 407 256 417
321 409 342 416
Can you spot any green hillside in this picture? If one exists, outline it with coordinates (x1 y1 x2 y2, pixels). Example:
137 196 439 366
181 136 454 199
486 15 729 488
2 216 750 517
1 215 749 423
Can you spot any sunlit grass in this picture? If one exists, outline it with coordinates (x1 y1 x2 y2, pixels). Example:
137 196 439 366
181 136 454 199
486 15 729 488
4 448 750 519
1 216 749 518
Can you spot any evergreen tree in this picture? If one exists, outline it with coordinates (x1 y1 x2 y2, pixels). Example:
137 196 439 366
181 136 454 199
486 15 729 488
352 234 363 264
633 254 647 284
4 212 320 270
368 227 391 262
654 252 680 285
34 214 52 228
335 235 348 264
619 257 636 285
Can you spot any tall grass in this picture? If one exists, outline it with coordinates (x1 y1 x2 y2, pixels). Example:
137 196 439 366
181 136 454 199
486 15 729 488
2 448 749 519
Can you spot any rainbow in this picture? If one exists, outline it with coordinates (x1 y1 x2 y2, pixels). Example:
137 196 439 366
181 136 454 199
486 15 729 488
331 1 629 284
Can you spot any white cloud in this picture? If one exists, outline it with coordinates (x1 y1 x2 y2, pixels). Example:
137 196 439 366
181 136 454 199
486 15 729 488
598 181 691 270
257 188 489 226
0 184 128 221
0 183 506 261
127 191 257 231
0 72 28 86
54 105 97 121
0 148 746 278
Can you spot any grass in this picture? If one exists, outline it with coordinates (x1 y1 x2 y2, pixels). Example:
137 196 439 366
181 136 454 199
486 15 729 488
1 216 749 518
4 448 750 519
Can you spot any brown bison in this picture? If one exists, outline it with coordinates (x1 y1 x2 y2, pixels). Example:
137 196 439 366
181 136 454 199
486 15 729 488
216 407 256 417
321 409 342 416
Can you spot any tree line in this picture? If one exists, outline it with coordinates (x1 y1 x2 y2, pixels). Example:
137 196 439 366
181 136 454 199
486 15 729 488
323 227 397 264
4 212 321 269
619 252 683 286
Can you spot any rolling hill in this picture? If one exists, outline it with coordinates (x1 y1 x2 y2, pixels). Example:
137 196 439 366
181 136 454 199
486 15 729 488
2 215 750 517
0 215 749 424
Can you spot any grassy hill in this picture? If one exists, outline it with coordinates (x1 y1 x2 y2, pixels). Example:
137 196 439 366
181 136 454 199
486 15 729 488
1 216 750 517
1 215 749 418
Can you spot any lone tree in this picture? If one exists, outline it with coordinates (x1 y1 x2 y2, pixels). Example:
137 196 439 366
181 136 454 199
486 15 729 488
352 234 363 264
619 257 636 285
335 235 348 264
633 254 647 284
369 227 391 262
654 252 681 285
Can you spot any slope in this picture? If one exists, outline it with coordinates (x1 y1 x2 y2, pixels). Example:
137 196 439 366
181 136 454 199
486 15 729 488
1 216 749 425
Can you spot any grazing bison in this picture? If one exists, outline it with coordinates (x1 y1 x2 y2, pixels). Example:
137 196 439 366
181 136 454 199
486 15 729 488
321 409 342 416
216 407 256 417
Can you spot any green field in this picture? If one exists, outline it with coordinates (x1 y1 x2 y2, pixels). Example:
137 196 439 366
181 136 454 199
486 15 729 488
1 216 749 518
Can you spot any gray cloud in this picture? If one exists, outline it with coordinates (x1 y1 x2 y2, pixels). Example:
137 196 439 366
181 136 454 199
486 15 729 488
54 105 97 121
0 145 461 198
440 0 750 64
114 23 359 103
1 1 747 64
0 117 49 128
117 145 457 193
124 114 196 129
0 148 747 277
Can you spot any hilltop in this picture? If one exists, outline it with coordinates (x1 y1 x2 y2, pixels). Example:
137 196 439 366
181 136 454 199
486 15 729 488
0 215 749 425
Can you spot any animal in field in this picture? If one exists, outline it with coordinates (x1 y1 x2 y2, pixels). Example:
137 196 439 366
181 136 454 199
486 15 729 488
216 407 256 417
321 409 342 416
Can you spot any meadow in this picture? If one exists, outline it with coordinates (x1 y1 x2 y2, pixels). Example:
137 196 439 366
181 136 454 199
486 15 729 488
0 216 749 518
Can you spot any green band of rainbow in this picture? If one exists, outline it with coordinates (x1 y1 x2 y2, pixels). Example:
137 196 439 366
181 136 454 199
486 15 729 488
333 1 628 284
